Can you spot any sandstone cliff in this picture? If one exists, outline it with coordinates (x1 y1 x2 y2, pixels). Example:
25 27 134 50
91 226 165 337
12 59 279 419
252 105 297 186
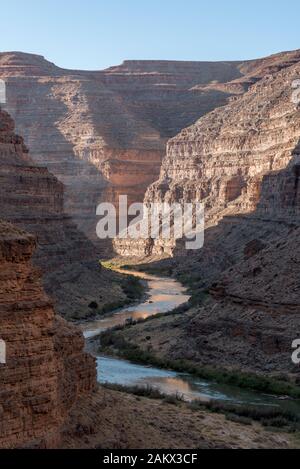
0 107 130 320
115 164 300 375
0 51 268 243
115 50 300 256
0 221 96 448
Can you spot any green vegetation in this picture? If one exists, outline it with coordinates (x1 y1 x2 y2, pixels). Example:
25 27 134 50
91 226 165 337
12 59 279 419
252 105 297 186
73 263 146 321
189 400 300 432
122 263 174 277
123 260 211 308
121 274 145 301
102 382 184 404
92 275 144 316
102 382 300 432
99 329 300 400
100 260 123 270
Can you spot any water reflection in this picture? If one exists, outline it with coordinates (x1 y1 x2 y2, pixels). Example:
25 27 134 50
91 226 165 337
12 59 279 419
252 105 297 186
98 355 300 413
82 270 190 339
83 268 300 415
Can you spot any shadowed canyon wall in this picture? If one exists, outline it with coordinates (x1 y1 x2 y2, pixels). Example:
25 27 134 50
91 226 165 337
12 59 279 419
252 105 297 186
117 144 300 374
180 159 300 374
0 107 128 320
0 221 96 448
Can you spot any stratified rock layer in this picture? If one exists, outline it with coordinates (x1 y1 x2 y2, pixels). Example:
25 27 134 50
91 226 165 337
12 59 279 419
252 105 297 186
117 163 300 374
0 221 95 449
115 50 300 256
0 51 273 242
0 107 127 320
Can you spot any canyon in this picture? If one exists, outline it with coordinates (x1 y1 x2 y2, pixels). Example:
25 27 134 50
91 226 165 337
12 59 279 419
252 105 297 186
0 51 292 244
0 106 132 320
1 218 290 449
1 47 300 450
115 49 300 256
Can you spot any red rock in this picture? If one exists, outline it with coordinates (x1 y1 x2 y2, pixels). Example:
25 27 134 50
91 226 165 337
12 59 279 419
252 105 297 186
0 221 96 449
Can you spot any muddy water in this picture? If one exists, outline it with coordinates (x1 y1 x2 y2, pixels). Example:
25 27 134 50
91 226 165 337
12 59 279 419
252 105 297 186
82 269 300 413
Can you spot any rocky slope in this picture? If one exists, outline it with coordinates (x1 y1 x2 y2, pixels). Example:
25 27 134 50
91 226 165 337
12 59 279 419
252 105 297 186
0 107 130 320
157 155 300 375
0 51 279 243
62 387 293 449
0 221 96 448
115 194 300 375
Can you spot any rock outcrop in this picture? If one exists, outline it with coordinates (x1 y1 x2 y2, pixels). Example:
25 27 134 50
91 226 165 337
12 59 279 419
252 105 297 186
0 221 96 448
0 107 128 320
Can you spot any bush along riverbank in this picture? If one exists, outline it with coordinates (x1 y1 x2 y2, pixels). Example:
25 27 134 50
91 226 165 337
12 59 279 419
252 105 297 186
77 264 146 322
100 382 300 433
95 327 300 401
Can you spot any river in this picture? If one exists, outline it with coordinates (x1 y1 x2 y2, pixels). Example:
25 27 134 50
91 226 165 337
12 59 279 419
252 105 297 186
81 269 300 414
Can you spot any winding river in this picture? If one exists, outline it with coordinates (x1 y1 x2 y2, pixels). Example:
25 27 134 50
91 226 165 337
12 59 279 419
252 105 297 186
81 269 300 414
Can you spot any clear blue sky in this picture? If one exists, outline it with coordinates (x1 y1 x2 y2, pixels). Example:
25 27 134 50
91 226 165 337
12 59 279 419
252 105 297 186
1 0 300 70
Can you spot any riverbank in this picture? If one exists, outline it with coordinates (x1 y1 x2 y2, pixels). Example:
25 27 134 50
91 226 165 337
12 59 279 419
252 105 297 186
81 266 189 337
87 266 300 401
72 263 146 323
93 326 300 400
81 262 300 445
88 325 300 434
62 385 296 449
109 257 300 378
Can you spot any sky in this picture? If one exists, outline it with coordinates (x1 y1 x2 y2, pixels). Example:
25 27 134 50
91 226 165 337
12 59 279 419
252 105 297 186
1 0 300 70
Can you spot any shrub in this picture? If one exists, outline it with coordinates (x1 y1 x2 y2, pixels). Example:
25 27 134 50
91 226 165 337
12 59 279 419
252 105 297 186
225 413 252 426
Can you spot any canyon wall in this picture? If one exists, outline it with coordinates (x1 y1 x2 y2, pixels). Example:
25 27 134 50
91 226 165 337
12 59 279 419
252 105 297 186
0 107 128 320
0 221 96 448
115 50 300 256
182 161 300 374
0 51 264 243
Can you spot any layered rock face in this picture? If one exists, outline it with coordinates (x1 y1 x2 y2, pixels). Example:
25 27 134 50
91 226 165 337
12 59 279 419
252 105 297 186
0 51 269 242
186 176 300 374
179 68 300 374
113 52 300 374
115 51 300 256
0 221 95 448
0 107 127 320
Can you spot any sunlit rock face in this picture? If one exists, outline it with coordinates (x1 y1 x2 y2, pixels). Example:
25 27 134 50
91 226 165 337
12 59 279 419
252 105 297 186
0 221 96 449
115 50 300 257
0 51 271 244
